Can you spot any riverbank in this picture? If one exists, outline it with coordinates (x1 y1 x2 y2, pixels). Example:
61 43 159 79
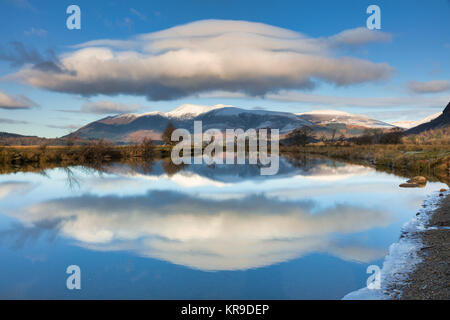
282 144 450 184
394 190 449 299
344 189 449 300
2 143 449 182
0 144 172 174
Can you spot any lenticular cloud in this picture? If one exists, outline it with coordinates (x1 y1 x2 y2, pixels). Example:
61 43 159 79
11 20 393 100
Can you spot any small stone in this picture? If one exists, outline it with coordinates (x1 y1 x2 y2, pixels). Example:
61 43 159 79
440 188 447 192
400 183 419 188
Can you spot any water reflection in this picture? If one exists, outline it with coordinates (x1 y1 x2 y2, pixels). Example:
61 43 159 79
96 157 373 188
0 157 446 299
0 181 34 199
6 190 391 270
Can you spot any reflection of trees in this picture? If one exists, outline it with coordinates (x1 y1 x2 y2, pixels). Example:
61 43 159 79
161 159 186 177
284 155 316 172
38 169 50 178
129 160 154 175
62 167 80 190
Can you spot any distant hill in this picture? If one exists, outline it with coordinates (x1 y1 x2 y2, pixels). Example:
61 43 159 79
407 102 450 134
0 131 71 146
297 110 394 129
67 105 396 143
296 109 395 139
0 132 35 139
390 112 442 129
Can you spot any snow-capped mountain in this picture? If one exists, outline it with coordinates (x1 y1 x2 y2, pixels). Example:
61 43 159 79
407 102 449 134
389 112 442 129
296 110 394 129
68 104 313 142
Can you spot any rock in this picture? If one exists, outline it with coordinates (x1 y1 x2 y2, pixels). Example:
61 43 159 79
407 176 427 185
400 183 420 188
440 188 447 192
439 193 444 197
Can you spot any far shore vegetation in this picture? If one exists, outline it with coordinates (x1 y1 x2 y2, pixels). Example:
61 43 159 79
0 126 449 184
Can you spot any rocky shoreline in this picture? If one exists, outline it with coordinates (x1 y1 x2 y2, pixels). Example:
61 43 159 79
343 188 449 300
394 190 449 299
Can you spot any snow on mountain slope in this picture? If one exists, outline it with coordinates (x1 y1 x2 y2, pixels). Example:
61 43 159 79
297 110 395 129
70 105 412 143
299 110 353 116
70 104 313 142
390 112 442 129
165 104 230 119
113 104 230 121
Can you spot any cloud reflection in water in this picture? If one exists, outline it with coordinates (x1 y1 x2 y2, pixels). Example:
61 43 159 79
11 190 390 270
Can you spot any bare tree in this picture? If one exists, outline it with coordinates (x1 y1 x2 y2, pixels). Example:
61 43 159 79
162 123 177 145
380 127 404 144
287 126 316 146
140 137 154 159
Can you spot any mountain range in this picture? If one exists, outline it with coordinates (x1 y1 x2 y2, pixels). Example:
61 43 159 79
2 102 448 145
406 102 450 134
390 112 442 129
67 104 401 143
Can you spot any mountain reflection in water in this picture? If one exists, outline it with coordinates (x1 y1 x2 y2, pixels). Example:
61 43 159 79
0 157 446 299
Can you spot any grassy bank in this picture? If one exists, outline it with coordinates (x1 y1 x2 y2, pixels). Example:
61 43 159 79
281 144 450 184
0 142 172 174
1 142 449 184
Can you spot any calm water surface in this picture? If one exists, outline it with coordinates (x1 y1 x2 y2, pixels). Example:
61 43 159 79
0 157 446 299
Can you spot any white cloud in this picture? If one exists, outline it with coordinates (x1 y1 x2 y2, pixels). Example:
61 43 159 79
328 27 392 47
0 90 36 109
0 181 33 199
81 100 141 114
265 90 449 108
0 117 28 124
11 20 394 101
408 80 450 94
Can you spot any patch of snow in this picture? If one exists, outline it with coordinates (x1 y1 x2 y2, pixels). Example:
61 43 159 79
390 112 442 129
113 113 138 119
213 107 300 120
297 109 353 116
165 104 231 118
119 104 231 120
127 104 308 120
343 190 448 300
297 110 394 128
137 111 165 117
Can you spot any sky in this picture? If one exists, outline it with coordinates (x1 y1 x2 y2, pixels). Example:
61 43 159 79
0 0 449 138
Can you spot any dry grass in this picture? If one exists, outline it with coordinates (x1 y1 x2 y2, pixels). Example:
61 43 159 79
1 140 449 184
0 142 172 174
282 143 450 183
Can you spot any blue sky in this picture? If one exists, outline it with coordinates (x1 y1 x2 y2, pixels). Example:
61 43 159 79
0 0 449 137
